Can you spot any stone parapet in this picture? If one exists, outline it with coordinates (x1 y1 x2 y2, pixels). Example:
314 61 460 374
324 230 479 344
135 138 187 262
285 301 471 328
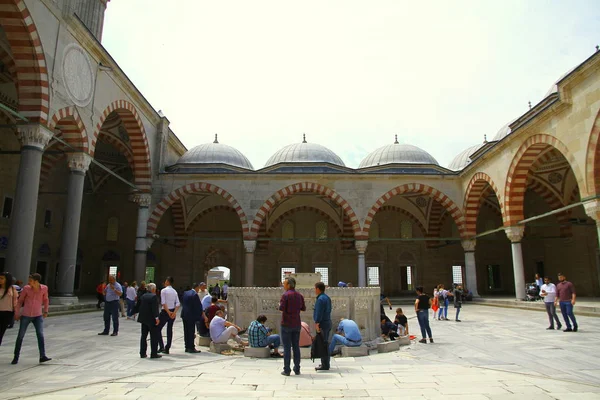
227 287 381 341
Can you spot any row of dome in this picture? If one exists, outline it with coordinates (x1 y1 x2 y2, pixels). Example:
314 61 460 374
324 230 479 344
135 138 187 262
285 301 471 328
175 66 574 171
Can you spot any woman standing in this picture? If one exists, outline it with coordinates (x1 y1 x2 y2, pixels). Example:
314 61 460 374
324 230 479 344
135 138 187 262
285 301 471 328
414 286 433 344
0 272 18 345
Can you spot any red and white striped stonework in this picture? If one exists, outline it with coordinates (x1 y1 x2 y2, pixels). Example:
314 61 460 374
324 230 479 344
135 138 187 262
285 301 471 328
362 183 466 240
463 172 505 238
39 107 89 187
170 199 186 248
0 0 49 123
586 109 600 195
91 100 151 192
528 177 572 237
249 182 361 240
504 134 584 226
147 183 249 239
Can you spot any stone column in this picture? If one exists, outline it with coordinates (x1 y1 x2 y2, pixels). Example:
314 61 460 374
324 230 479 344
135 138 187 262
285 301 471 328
6 124 53 283
583 199 600 291
461 239 479 297
356 240 368 287
505 226 526 300
244 240 256 287
132 193 152 283
54 153 92 303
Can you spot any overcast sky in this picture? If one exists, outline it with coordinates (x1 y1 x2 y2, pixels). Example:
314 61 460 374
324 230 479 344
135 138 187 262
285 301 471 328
102 1 599 169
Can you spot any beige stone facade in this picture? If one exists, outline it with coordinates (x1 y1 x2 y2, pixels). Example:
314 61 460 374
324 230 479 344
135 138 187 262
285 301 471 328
0 1 599 298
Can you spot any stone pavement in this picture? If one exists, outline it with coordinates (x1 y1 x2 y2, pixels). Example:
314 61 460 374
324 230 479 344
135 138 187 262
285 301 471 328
1 304 599 400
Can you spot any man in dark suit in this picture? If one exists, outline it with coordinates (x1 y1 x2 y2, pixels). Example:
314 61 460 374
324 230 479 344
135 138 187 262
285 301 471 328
181 283 203 353
137 283 161 359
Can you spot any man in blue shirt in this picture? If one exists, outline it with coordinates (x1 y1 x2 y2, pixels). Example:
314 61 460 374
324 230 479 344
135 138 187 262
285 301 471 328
329 318 362 355
98 275 122 336
313 282 332 371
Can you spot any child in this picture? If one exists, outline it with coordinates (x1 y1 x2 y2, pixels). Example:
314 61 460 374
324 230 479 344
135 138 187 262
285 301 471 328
381 315 399 341
394 307 408 336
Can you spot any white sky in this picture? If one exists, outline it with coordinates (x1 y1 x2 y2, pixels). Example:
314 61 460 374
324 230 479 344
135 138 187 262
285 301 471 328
102 0 599 169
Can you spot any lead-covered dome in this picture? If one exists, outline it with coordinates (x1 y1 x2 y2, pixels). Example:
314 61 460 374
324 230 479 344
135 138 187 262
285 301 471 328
264 136 345 167
448 142 486 171
177 135 254 170
492 119 515 141
359 137 438 168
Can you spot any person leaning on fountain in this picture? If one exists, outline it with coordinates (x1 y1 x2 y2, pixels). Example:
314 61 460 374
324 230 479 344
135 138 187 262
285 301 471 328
248 315 282 357
329 318 362 355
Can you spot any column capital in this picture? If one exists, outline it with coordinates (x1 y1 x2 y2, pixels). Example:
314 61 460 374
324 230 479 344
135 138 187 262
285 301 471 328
67 153 92 173
504 226 525 243
130 193 152 207
16 123 53 150
461 239 476 252
244 240 257 253
355 240 368 253
584 199 600 222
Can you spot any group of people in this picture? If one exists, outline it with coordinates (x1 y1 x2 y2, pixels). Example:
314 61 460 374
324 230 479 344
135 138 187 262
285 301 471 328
539 273 578 332
0 272 51 365
432 283 464 322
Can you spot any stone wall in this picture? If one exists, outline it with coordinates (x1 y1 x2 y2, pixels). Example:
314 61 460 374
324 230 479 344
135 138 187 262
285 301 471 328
227 287 381 341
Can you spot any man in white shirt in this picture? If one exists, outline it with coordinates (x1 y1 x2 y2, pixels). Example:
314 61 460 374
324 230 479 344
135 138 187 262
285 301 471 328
158 276 180 354
540 276 562 330
209 309 247 346
125 284 137 320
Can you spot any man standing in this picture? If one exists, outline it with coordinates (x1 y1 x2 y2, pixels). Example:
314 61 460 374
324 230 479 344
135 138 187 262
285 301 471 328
555 273 577 332
313 282 332 372
119 282 128 317
98 275 122 336
540 277 561 330
126 283 137 320
279 276 306 376
222 282 229 301
158 276 180 354
181 283 202 353
12 273 51 365
138 283 161 359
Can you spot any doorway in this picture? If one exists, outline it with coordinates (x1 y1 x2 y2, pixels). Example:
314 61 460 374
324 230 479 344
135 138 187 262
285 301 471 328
36 261 48 284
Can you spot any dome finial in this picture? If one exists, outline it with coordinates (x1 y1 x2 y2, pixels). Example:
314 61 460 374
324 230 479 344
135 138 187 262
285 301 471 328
484 134 487 143
302 133 307 143
214 133 218 144
528 101 532 110
394 134 399 144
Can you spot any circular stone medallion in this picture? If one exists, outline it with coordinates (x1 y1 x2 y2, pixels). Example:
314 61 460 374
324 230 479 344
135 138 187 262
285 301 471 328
62 43 95 107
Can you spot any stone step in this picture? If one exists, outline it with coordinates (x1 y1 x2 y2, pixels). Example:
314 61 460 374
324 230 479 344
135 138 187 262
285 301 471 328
300 346 311 359
341 344 369 357
209 342 231 353
377 340 400 353
397 335 411 345
195 335 211 347
244 347 270 358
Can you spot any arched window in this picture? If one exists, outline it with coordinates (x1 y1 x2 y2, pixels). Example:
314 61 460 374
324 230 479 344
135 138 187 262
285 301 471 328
370 220 380 241
316 220 328 241
282 220 294 241
106 217 119 241
400 220 412 239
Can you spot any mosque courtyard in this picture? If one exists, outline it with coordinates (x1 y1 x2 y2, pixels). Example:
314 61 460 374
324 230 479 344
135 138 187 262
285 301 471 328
0 304 599 400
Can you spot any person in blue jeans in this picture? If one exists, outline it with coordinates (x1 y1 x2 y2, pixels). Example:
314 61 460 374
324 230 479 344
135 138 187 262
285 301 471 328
329 318 362 355
313 282 332 371
555 273 578 332
98 275 122 336
415 286 433 343
279 277 306 376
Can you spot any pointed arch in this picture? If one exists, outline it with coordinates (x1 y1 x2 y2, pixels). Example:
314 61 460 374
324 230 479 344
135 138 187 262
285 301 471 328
0 0 49 123
363 183 465 239
463 172 505 237
146 182 249 238
91 100 152 192
504 134 584 226
586 107 600 195
249 182 361 239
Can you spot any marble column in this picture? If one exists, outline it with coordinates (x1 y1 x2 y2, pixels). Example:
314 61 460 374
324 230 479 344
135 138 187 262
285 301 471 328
356 240 368 287
461 239 479 297
583 199 600 291
505 226 526 300
132 193 152 283
244 240 256 287
6 124 53 283
54 153 92 302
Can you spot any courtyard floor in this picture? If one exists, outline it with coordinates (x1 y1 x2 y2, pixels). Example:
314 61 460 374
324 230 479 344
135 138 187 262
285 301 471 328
1 304 599 400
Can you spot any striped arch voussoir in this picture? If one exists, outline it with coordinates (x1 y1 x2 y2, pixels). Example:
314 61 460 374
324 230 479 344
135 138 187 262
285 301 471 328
463 172 504 237
504 134 583 226
363 183 466 239
48 106 89 153
249 182 361 239
92 100 151 192
586 108 600 195
146 183 249 239
0 0 49 123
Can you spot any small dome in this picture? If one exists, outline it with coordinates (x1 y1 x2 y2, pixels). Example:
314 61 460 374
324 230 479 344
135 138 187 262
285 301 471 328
492 120 515 141
264 136 345 167
544 66 577 98
448 142 486 171
359 137 438 168
177 135 254 170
